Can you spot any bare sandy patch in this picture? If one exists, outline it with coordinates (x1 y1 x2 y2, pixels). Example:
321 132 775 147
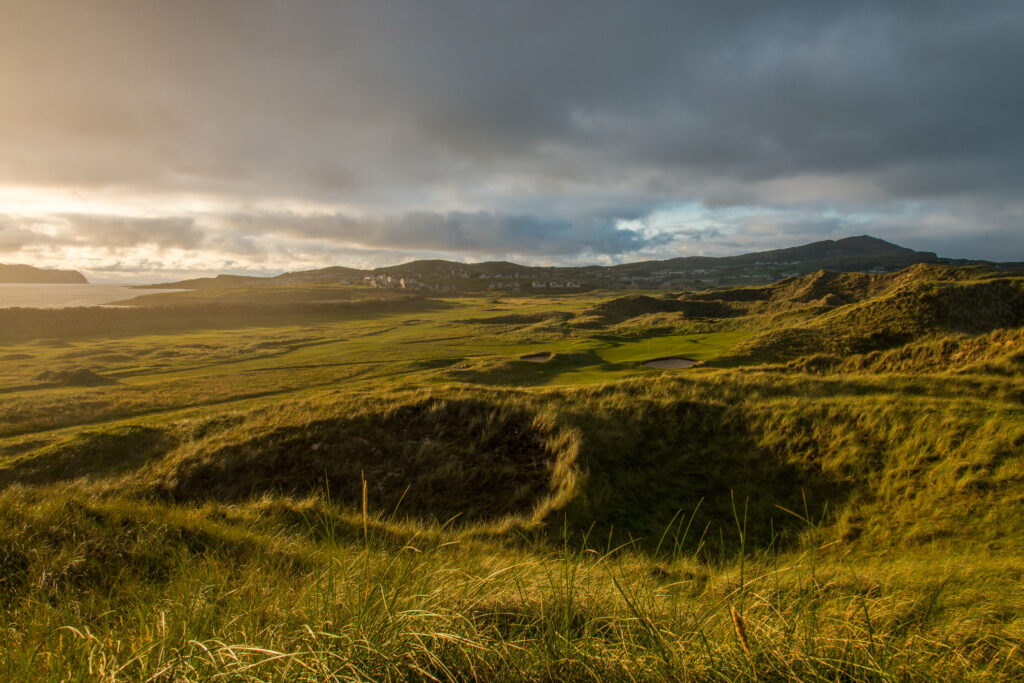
521 351 553 362
643 357 699 369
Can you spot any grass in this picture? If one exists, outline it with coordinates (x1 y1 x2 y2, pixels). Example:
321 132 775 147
0 294 751 436
1 487 1020 681
0 266 1022 680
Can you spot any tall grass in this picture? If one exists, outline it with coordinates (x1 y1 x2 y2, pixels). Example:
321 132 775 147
2 264 1023 680
1 487 1020 681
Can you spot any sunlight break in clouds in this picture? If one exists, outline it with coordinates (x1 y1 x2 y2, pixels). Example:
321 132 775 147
1 1 1022 280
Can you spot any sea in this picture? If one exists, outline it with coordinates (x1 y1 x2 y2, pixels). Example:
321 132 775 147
0 283 155 309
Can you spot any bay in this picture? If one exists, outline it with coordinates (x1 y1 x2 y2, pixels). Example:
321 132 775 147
0 283 163 309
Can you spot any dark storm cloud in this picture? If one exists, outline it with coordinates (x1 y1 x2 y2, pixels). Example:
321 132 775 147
4 1 1021 196
1 0 1022 267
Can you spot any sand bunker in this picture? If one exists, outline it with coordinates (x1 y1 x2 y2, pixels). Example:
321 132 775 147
643 357 699 369
520 351 553 362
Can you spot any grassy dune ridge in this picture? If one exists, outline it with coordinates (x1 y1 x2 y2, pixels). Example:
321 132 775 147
1 264 1022 680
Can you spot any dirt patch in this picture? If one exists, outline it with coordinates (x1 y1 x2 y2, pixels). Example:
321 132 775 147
1 353 32 361
521 351 553 362
643 357 700 369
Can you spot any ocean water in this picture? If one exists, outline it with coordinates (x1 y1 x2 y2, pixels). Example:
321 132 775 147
0 284 148 309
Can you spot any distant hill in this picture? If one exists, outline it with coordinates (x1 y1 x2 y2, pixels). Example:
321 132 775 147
0 264 88 284
144 235 972 291
140 273 268 290
717 234 931 266
142 266 369 290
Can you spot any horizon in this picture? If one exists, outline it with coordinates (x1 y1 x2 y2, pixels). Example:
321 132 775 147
7 233 966 286
2 2 1023 282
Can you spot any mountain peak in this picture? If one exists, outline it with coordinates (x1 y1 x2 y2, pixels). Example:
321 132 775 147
832 235 917 253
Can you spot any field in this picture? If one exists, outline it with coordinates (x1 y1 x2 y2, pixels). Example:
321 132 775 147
1 265 1023 680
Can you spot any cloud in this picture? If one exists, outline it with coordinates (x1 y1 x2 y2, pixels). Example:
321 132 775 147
236 210 661 256
3 3 1022 199
0 208 668 278
2 192 1020 281
0 1 1022 275
63 215 206 250
0 225 48 251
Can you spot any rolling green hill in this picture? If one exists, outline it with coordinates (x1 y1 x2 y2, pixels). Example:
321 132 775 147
143 234 969 293
0 259 1021 680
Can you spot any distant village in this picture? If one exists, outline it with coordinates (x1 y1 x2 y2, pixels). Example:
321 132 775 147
152 236 953 293
346 260 896 293
361 272 582 291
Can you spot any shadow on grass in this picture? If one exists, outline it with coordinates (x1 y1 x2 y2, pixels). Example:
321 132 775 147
0 425 172 490
445 351 609 386
151 398 572 525
560 400 851 555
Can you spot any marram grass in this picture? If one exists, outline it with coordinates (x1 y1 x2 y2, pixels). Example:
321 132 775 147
1 488 1021 681
1 264 1023 680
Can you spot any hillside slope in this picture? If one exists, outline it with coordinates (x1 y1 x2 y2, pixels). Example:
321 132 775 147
144 234 954 291
0 261 1022 680
0 263 88 284
729 267 1024 361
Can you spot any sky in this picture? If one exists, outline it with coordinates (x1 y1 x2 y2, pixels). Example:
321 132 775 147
1 1 1022 282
